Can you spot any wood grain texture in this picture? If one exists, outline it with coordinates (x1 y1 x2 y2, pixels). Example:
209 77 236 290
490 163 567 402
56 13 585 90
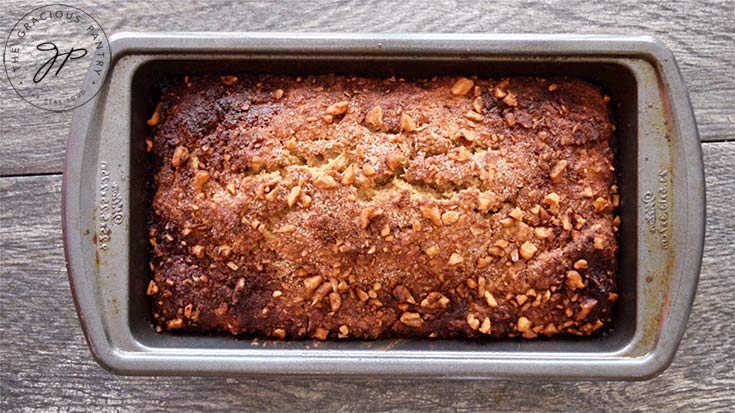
0 0 733 175
1 142 733 412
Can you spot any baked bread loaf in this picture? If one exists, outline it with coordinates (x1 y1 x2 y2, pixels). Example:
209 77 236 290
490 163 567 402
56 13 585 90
146 74 619 340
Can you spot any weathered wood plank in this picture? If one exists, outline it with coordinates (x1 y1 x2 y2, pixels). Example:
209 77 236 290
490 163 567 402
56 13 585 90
1 142 733 412
1 0 733 175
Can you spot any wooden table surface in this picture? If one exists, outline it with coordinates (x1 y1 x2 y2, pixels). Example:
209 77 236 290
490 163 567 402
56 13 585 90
1 1 733 411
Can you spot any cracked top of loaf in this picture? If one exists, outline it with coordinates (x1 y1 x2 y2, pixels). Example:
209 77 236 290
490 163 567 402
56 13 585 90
146 74 618 340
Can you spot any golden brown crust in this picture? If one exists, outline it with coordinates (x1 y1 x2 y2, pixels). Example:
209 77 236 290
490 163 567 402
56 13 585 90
147 75 618 340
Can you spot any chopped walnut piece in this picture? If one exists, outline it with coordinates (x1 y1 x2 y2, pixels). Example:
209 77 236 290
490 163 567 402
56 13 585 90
574 215 587 230
424 245 440 257
235 277 246 291
453 128 477 143
548 83 559 92
594 237 605 250
573 259 589 270
193 171 210 192
217 244 232 258
516 316 532 332
477 192 496 212
362 163 377 176
488 246 504 257
575 298 598 321
393 285 417 304
533 227 553 240
448 252 464 265
449 146 472 162
220 75 238 86
400 312 424 328
543 192 561 215
166 318 184 330
311 282 332 306
450 77 474 96
541 323 558 336
215 302 228 316
472 96 483 113
191 245 205 259
326 101 349 116
272 290 283 298
593 197 610 212
496 240 511 249
466 313 480 330
519 241 538 260
494 79 509 98
303 275 323 295
509 207 523 221
380 224 391 237
516 294 528 305
356 288 369 302
272 328 286 339
171 146 189 168
313 327 329 340
479 317 492 334
314 174 339 189
146 280 159 296
146 103 163 126
225 182 237 195
420 205 443 226
287 185 302 207
341 164 356 185
566 270 585 290
502 92 518 107
273 89 284 99
329 292 342 312
360 207 384 229
441 210 460 225
387 153 405 170
420 292 450 310
365 106 384 129
583 186 594 198
226 261 239 271
400 113 417 132
562 214 573 231
322 114 334 124
550 160 568 182
183 304 194 319
464 111 483 122
484 291 498 307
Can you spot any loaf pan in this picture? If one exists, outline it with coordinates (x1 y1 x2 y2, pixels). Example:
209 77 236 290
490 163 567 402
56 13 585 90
63 33 705 379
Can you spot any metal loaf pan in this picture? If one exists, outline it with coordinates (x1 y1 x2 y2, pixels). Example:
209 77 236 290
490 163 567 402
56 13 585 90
63 33 705 379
